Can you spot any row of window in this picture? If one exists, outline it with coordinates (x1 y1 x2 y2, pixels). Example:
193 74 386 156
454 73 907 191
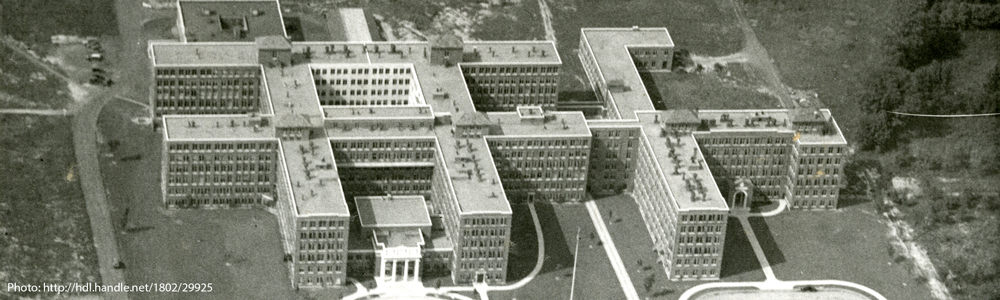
462 66 558 75
794 188 838 197
156 79 258 87
166 186 271 196
332 140 435 149
167 174 272 184
298 251 345 261
156 68 259 77
315 78 411 86
300 231 346 239
679 225 723 233
312 67 412 76
699 137 792 145
796 177 840 186
169 143 274 151
317 88 411 97
675 258 718 267
300 220 347 229
459 249 506 259
799 157 841 165
466 76 557 85
468 86 556 95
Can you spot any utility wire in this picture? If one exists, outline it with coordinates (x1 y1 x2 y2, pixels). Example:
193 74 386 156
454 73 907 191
888 111 1000 117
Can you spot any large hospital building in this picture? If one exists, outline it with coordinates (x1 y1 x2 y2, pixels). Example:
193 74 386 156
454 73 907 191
152 0 846 288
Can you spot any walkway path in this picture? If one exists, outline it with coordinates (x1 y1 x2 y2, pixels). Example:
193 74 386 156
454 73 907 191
736 216 776 281
746 199 787 218
72 88 123 300
537 0 557 46
676 208 887 300
0 36 74 83
584 201 641 300
0 108 70 116
718 0 795 108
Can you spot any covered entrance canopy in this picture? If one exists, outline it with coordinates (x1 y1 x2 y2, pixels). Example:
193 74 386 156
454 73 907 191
355 195 432 283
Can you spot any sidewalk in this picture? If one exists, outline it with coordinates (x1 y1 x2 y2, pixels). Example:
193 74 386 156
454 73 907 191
584 201 640 300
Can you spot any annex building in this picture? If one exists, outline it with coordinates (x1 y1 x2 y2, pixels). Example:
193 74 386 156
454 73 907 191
151 0 847 289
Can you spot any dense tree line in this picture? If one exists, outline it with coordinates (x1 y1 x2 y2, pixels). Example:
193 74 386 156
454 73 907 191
856 0 1000 153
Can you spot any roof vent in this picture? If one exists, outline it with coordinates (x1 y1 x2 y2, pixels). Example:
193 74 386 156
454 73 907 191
252 10 262 16
203 10 213 16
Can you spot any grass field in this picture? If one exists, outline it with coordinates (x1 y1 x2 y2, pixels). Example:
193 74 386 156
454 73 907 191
96 103 301 300
593 195 688 299
0 47 73 109
742 0 899 139
0 114 100 298
490 203 625 300
1 0 118 53
646 70 780 110
759 203 932 300
593 195 766 300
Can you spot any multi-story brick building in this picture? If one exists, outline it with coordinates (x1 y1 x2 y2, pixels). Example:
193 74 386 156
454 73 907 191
151 0 849 289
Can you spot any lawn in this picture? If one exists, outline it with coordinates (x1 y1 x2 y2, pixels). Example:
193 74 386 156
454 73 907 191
96 103 302 300
1 0 118 53
0 47 73 109
505 203 540 282
593 195 687 299
490 203 626 300
645 70 780 110
0 114 100 298
593 195 766 300
757 203 932 300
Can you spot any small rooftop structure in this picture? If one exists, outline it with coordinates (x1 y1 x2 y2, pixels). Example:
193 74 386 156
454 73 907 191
355 195 432 228
431 33 465 49
178 0 286 42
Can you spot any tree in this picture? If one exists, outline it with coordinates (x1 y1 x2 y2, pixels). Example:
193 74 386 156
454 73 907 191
859 66 911 114
887 3 966 70
856 112 900 152
904 60 957 114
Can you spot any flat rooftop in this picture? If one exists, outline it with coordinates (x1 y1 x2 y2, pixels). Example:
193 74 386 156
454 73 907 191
462 41 561 64
263 64 325 128
636 111 729 211
434 128 512 214
355 195 432 228
486 111 591 137
163 114 275 140
281 139 350 216
150 41 258 65
336 8 372 42
178 0 286 42
323 105 434 120
581 28 673 119
689 109 847 144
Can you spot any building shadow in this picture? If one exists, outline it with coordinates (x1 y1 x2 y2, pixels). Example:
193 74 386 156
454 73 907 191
637 71 667 110
720 217 761 277
283 17 305 42
505 203 539 281
746 217 786 267
533 203 574 275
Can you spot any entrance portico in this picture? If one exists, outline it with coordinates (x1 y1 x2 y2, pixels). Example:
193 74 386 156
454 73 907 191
354 195 433 284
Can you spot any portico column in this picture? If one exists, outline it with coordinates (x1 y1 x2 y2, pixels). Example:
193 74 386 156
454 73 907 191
392 260 398 281
413 260 420 281
403 260 409 281
379 259 386 281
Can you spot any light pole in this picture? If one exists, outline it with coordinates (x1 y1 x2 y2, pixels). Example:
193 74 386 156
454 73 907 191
569 226 580 300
